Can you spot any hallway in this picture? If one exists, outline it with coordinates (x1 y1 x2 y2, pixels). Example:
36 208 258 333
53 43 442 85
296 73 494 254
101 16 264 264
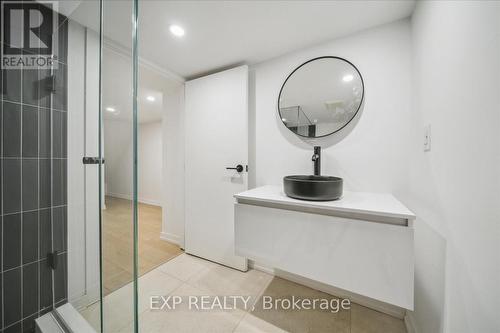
102 196 183 295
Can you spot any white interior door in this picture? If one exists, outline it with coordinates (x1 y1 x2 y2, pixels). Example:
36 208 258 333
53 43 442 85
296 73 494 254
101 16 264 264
185 65 248 271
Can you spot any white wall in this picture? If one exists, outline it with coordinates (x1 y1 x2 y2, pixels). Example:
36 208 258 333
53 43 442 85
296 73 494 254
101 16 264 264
405 2 500 332
250 19 412 196
104 119 163 206
162 86 185 246
246 16 413 318
139 122 163 205
103 119 133 200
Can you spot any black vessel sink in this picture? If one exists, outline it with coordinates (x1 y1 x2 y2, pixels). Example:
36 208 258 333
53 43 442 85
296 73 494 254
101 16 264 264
283 175 343 201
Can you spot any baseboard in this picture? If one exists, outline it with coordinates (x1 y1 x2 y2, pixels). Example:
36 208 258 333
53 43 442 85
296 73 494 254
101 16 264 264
249 260 275 275
160 231 181 246
249 260 406 319
138 198 162 206
106 192 132 201
106 192 161 206
404 312 418 333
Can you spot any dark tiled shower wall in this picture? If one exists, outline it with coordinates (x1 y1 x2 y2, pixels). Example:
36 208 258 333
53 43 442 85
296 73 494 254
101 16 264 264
0 13 69 333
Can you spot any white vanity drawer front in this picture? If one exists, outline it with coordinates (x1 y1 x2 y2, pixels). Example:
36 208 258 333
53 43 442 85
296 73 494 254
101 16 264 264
234 203 414 310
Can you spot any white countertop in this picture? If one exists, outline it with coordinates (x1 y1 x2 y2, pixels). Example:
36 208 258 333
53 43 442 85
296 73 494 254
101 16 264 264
234 185 415 221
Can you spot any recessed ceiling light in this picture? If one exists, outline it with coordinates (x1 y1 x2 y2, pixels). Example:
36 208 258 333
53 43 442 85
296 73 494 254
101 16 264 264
146 96 155 102
281 118 287 122
169 25 185 37
106 107 116 113
342 74 354 82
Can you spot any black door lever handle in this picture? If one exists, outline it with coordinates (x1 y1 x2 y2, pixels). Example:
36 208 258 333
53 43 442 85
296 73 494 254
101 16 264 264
226 164 244 173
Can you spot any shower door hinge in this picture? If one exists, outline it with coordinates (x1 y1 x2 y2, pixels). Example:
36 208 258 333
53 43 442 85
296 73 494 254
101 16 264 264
48 251 58 270
83 157 105 164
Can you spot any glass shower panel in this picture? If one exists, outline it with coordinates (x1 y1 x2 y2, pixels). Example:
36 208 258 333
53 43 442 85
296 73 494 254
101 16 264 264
56 0 103 331
100 0 138 331
1 0 139 331
0 0 116 331
61 0 139 331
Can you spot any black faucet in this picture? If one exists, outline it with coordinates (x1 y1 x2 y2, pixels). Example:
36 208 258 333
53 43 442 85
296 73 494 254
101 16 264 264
311 146 321 176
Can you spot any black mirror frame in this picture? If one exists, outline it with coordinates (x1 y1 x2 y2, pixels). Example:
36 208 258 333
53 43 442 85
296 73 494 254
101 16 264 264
277 56 365 139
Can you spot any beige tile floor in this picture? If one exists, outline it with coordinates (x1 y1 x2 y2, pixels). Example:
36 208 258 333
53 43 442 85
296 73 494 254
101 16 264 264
81 253 407 333
102 196 183 295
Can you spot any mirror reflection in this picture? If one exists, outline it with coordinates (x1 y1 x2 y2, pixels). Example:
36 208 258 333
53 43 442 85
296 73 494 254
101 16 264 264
278 56 364 138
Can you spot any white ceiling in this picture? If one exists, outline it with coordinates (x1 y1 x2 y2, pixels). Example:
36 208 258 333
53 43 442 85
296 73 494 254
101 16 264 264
61 0 415 80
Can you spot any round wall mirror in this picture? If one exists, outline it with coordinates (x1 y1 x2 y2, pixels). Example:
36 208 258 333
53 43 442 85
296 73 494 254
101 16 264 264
278 56 364 138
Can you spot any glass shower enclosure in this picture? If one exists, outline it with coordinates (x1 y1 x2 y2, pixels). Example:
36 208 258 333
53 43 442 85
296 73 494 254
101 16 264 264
1 0 139 331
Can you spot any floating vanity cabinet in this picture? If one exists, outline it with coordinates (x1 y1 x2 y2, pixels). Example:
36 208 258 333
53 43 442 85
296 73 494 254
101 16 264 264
234 185 415 310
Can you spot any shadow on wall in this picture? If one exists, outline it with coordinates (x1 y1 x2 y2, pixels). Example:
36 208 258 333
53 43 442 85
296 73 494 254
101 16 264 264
412 217 446 333
248 68 257 188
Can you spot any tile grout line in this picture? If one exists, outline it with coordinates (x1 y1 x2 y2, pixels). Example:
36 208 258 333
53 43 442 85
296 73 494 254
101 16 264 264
1 99 68 113
0 157 68 160
1 59 5 331
231 268 272 332
0 255 66 274
37 61 41 325
20 60 24 332
118 268 187 331
50 56 56 314
1 205 67 218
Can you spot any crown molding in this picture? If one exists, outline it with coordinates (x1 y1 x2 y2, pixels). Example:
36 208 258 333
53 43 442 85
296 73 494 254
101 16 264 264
103 38 185 83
